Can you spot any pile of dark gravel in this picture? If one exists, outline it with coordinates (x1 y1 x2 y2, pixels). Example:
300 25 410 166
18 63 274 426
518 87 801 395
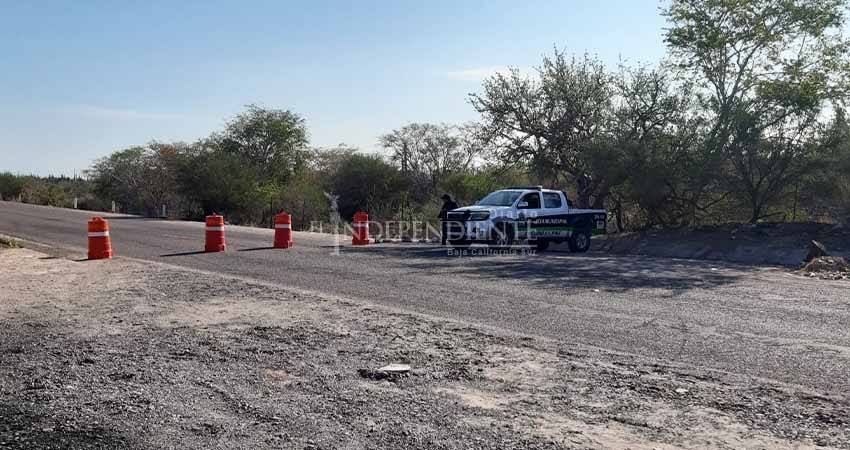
802 256 850 280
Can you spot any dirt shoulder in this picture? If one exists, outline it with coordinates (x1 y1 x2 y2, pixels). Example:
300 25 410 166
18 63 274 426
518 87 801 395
1 247 848 449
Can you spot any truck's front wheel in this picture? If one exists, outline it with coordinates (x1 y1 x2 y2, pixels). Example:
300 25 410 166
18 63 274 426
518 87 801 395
568 230 591 253
489 223 514 248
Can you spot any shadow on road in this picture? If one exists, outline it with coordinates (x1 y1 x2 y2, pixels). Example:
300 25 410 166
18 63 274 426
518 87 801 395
238 247 278 252
160 250 208 257
341 244 746 294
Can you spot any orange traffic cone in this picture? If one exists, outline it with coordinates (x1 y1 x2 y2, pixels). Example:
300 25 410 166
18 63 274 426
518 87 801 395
352 212 370 246
205 215 226 252
274 212 293 248
87 217 113 260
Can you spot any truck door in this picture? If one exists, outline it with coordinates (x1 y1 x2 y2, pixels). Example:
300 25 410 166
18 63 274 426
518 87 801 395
543 192 564 210
541 192 570 239
517 192 543 239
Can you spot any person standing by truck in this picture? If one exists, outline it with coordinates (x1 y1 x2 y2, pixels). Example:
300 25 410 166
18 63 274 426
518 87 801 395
439 193 459 245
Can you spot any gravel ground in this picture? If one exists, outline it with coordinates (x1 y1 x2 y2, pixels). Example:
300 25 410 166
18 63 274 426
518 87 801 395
1 248 849 449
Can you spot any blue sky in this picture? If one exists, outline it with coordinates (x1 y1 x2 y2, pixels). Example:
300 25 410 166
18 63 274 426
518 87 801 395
0 0 668 176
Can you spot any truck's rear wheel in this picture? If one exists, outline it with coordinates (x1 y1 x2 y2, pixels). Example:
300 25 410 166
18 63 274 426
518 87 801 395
534 240 550 251
568 230 591 253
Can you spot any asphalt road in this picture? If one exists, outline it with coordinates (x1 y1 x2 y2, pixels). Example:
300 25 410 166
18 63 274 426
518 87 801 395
2 200 849 393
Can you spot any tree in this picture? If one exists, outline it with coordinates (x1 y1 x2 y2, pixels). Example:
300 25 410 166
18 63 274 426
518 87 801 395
379 123 484 223
801 107 850 222
269 145 361 230
139 141 185 216
609 65 710 228
331 154 409 221
470 50 614 208
664 0 850 222
438 165 530 206
88 142 186 216
89 147 147 213
0 173 25 200
217 104 309 186
279 169 328 230
309 145 359 177
379 123 482 192
15 175 77 207
176 143 265 223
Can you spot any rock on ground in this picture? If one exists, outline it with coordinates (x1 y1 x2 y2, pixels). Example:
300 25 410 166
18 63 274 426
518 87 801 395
806 240 830 263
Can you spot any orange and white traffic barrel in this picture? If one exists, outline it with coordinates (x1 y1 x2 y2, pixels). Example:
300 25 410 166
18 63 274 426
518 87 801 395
352 211 370 246
87 217 113 260
205 215 226 252
274 212 293 249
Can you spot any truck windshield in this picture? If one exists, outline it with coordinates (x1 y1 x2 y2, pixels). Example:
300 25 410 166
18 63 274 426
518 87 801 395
478 191 523 206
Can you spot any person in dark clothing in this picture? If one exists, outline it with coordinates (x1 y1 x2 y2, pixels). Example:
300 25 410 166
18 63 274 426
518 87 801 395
439 194 459 245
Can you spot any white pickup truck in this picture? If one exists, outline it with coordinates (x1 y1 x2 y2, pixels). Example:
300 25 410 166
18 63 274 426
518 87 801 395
445 186 607 251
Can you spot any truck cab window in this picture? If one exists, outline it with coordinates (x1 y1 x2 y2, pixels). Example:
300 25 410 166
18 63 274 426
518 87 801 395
520 193 541 209
543 192 562 208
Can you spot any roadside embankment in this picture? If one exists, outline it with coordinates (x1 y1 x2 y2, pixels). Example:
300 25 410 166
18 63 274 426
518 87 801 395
593 222 850 267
